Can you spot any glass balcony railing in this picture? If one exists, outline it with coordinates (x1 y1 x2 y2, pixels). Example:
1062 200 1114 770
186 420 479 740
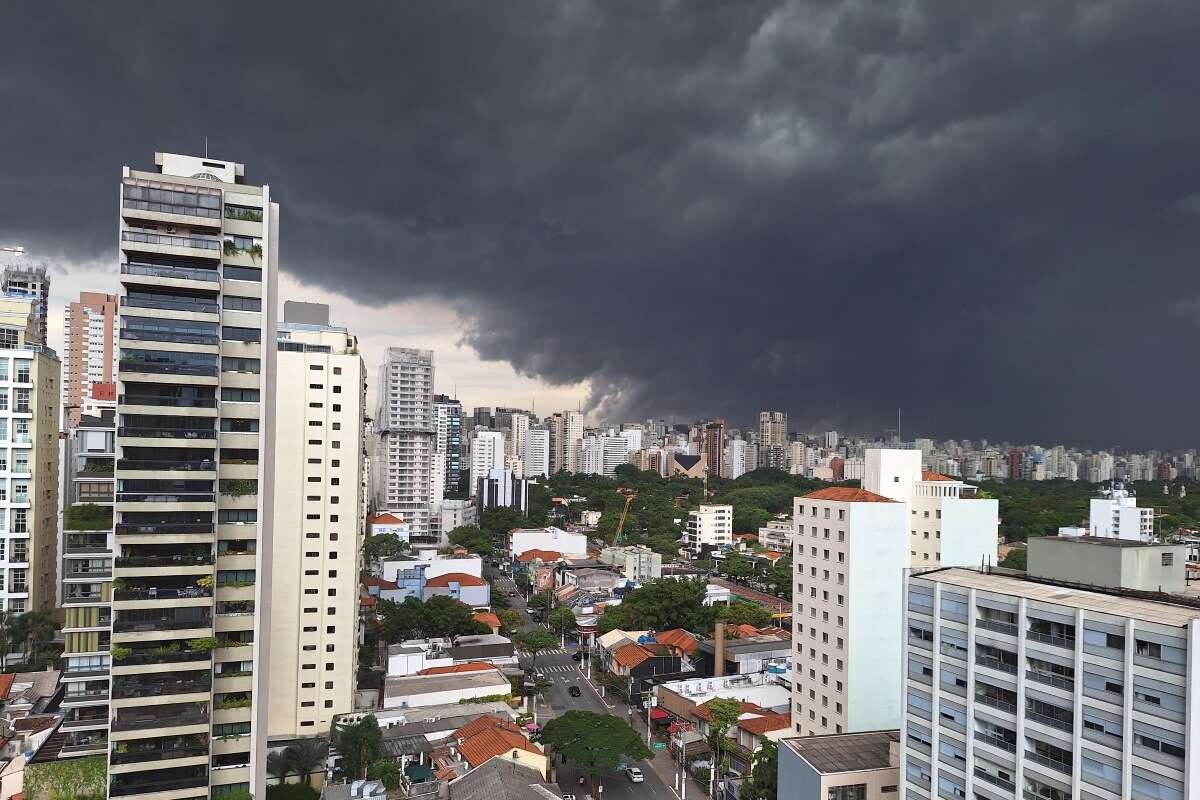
117 361 219 377
115 493 215 504
121 262 220 282
118 427 217 440
115 522 213 535
117 458 216 471
121 230 220 251
121 296 219 314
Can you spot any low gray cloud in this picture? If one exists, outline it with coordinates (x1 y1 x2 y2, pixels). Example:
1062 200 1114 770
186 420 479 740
2 0 1198 447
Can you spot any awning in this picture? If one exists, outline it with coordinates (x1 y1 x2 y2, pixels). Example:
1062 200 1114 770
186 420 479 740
650 708 669 722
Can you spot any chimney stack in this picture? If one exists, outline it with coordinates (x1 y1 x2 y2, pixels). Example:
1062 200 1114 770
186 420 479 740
714 622 725 678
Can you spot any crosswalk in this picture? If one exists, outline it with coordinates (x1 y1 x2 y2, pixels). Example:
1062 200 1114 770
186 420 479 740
540 663 578 674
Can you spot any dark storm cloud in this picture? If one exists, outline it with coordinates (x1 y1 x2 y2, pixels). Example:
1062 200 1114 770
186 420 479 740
3 1 1199 448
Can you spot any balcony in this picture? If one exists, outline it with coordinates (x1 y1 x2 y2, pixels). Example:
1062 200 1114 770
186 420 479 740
63 689 110 704
113 678 211 700
116 522 214 536
121 230 221 252
110 704 209 732
119 395 217 409
973 731 1016 753
112 615 212 633
62 593 105 605
973 768 1015 792
120 295 219 315
116 493 215 504
116 555 214 569
110 771 209 797
111 743 209 766
975 654 1017 675
976 618 1018 636
1025 670 1073 692
113 649 211 668
117 360 219 377
117 459 216 472
975 694 1016 715
118 427 217 440
113 585 212 602
1024 749 1072 776
121 262 220 283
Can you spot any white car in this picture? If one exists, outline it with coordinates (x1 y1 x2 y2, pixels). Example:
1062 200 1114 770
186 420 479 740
625 767 644 783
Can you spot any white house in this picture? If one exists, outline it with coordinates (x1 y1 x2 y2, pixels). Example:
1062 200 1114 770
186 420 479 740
509 526 587 560
381 551 483 583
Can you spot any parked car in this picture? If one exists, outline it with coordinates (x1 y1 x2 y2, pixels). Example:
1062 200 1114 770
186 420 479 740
572 651 584 662
625 767 644 783
568 685 582 697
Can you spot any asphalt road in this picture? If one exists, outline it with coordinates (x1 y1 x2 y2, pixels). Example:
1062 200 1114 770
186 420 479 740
487 564 681 800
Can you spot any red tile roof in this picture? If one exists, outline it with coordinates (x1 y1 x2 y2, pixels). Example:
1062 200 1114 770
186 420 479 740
362 576 399 590
360 594 378 608
760 551 785 560
517 549 561 563
425 572 487 588
612 643 653 669
0 674 16 699
693 700 762 722
655 628 700 654
454 714 541 768
12 716 56 734
800 487 895 503
419 662 499 676
737 711 791 735
921 471 955 482
733 533 758 541
473 612 501 629
369 513 406 525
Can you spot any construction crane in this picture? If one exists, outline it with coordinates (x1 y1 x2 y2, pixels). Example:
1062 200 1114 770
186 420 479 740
614 487 638 544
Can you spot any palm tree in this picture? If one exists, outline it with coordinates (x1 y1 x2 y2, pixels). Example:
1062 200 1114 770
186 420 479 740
23 611 56 666
266 750 293 785
0 611 13 669
284 738 330 787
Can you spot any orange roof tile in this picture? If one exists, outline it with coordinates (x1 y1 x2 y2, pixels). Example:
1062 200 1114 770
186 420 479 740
419 662 499 676
733 533 758 541
425 572 488 588
800 487 895 503
360 595 378 608
654 628 700 654
737 712 791 735
454 714 541 768
0 674 14 699
362 576 399 590
760 551 785 560
473 612 501 628
369 513 406 525
517 549 561 563
921 471 955 482
693 700 762 722
612 642 653 669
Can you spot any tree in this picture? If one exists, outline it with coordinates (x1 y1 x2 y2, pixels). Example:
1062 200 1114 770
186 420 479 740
718 601 772 629
267 750 293 785
518 628 558 667
367 760 401 789
704 697 744 794
11 611 55 667
721 550 753 581
497 608 523 634
596 603 634 634
767 557 792 599
999 545 1027 570
335 715 382 779
618 577 717 633
481 506 535 539
741 739 778 800
363 533 407 566
540 711 652 791
447 525 494 557
547 606 576 642
376 596 488 643
732 505 771 534
513 570 532 593
283 738 329 787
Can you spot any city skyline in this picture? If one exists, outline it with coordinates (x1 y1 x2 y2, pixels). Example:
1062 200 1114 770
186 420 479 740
4 4 1200 448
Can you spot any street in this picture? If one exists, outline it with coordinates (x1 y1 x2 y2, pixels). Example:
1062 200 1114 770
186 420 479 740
488 564 693 800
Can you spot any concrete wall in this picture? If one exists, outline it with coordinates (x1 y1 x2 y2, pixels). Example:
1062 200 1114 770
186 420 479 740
1028 537 1186 593
939 497 1000 569
778 740 822 800
864 449 921 503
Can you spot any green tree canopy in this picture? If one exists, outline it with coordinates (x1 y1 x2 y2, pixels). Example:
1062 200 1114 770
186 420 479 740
377 596 488 643
539 711 652 782
518 628 559 665
705 697 744 788
720 550 753 581
741 739 778 800
616 577 717 633
999 545 1028 570
547 606 577 636
718 601 773 629
447 525 494 557
334 715 382 779
363 533 408 565
497 608 523 634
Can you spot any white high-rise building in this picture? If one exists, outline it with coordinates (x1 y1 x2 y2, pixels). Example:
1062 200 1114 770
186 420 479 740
581 435 628 476
269 303 365 738
619 428 643 453
1073 483 1155 541
506 411 530 461
684 504 732 556
549 410 585 473
791 487 909 736
469 430 505 497
109 152 279 798
524 428 551 478
375 348 436 537
863 448 998 569
726 438 749 479
788 441 807 475
902 566 1199 800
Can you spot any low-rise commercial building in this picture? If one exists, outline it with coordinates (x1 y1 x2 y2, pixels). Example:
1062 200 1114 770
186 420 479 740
509 527 587 560
779 730 900 800
382 670 512 710
599 545 662 582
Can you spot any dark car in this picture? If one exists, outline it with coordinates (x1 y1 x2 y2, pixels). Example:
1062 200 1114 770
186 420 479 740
568 685 582 697
572 651 584 662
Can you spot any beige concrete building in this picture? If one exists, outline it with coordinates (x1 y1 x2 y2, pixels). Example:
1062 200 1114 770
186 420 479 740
0 293 59 616
61 292 117 428
108 151 279 800
268 303 365 739
779 730 900 799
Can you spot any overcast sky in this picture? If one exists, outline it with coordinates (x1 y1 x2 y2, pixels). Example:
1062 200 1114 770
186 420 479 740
4 1 1199 449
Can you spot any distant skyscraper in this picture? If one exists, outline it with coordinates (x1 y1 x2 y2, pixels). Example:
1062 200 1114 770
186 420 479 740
703 419 726 478
0 250 50 346
376 348 436 538
61 291 117 428
726 438 749 479
524 427 551 478
548 410 583 473
469 429 505 496
433 394 464 494
472 406 493 429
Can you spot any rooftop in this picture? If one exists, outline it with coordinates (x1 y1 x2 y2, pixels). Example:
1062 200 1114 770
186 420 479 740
454 714 542 768
448 758 559 800
418 662 500 676
781 730 900 775
517 549 561 563
369 513 406 525
913 567 1200 627
800 487 895 504
1041 535 1180 550
920 471 957 482
384 670 510 698
426 572 488 588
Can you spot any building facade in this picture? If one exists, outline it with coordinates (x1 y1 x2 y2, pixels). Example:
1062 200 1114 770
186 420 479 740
902 567 1198 800
523 427 550 479
268 304 365 739
792 487 909 737
684 504 733 557
109 151 279 799
61 292 118 428
375 348 436 537
433 395 463 494
468 430 504 498
0 259 49 346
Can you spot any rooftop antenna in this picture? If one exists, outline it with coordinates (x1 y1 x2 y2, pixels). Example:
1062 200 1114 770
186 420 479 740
205 136 209 158
897 408 901 443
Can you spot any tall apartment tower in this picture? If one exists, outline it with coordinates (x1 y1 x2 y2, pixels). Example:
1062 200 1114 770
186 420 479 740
469 430 505 497
375 348 435 537
0 293 59 617
433 394 464 494
703 419 726 479
524 427 551 478
902 567 1199 800
59 407 114 759
62 292 118 428
269 304 365 739
791 487 908 736
109 152 279 800
758 410 788 470
547 411 584 473
0 255 50 346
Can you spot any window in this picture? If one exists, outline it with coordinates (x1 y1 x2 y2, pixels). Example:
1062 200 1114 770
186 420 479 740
221 388 260 402
223 326 261 342
221 418 260 432
222 295 262 311
223 265 262 282
1162 553 1174 566
219 509 257 523
222 356 261 373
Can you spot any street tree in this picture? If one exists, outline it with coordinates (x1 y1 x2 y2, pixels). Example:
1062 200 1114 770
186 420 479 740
518 628 558 667
539 711 652 792
741 739 778 800
704 697 744 795
334 715 382 779
721 550 753 581
718 600 773 629
447 525 494 557
497 608 523 634
547 606 576 643
362 533 407 567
